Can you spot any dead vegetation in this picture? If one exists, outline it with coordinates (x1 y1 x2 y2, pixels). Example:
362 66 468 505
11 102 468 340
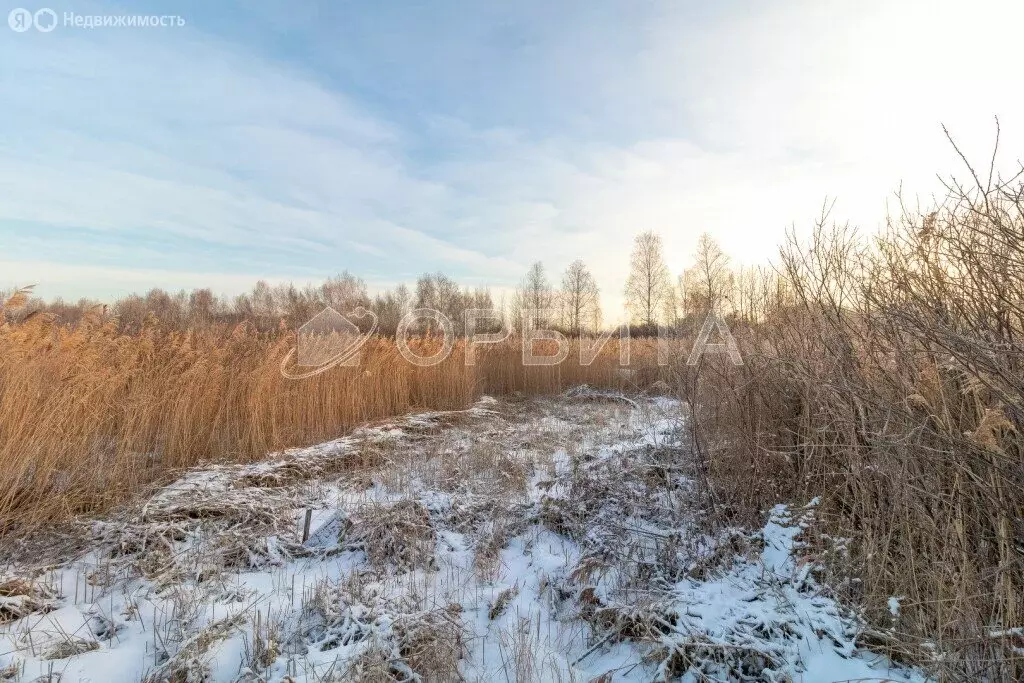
394 606 467 682
653 637 783 682
42 638 98 661
683 529 763 582
348 500 438 572
674 132 1024 679
0 392 928 681
343 642 400 682
0 579 55 625
92 477 313 585
488 585 519 621
0 294 645 539
143 613 246 683
587 601 679 643
305 577 468 682
15 128 1024 677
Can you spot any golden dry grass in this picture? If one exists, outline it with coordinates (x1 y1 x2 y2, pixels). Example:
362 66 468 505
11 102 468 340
677 170 1024 679
0 303 652 536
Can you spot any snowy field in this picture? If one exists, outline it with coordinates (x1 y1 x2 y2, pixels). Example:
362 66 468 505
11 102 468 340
0 391 926 682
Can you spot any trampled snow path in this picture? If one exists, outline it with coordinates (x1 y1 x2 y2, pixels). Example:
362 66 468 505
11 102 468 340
0 393 927 682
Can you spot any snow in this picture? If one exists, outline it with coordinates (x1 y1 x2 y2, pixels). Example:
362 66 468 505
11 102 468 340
0 393 928 682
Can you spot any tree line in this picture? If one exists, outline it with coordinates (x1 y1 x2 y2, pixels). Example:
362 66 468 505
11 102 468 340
6 231 747 337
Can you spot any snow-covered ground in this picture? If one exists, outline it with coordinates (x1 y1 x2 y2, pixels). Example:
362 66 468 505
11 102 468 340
0 392 926 682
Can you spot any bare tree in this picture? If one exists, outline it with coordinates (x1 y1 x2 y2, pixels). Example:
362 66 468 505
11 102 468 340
372 284 412 336
111 294 147 332
188 288 216 325
512 262 555 329
624 231 670 331
662 274 687 330
248 280 278 327
321 271 370 312
415 272 465 334
683 232 731 316
560 259 601 336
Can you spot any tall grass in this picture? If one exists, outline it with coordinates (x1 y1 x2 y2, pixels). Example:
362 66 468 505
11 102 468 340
6 136 1021 679
0 309 646 535
679 149 1024 679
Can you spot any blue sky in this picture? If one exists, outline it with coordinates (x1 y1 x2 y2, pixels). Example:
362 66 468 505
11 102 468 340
2 0 1022 314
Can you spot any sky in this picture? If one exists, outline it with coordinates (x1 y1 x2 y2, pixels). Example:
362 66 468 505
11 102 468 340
2 0 1023 318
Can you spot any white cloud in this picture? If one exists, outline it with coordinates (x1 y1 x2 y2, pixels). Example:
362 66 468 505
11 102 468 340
0 260 295 301
2 0 1023 322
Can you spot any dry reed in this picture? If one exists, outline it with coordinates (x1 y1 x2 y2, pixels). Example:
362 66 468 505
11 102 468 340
676 140 1024 679
0 307 648 536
